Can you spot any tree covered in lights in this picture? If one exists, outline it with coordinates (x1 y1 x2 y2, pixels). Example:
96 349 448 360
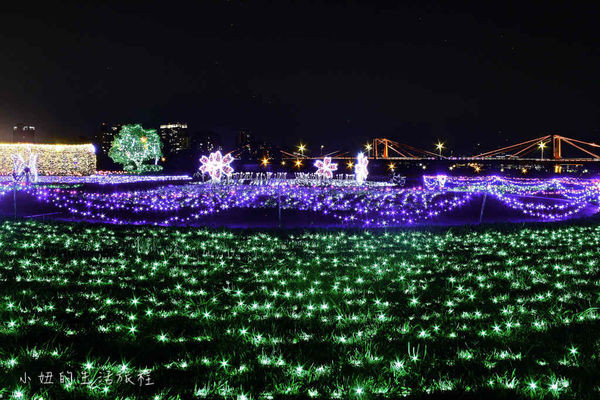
109 124 163 172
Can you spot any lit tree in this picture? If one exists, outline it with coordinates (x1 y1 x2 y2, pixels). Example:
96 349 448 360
109 124 163 172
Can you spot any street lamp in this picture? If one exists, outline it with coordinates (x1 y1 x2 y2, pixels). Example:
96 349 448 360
435 141 445 157
365 143 372 157
538 141 546 159
320 145 324 155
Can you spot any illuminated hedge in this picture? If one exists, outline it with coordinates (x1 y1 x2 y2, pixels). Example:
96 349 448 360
0 143 96 176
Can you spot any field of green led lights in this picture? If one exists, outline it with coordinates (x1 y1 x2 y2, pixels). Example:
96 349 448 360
1 221 600 399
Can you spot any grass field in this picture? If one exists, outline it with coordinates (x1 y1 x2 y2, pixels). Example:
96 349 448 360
1 220 600 399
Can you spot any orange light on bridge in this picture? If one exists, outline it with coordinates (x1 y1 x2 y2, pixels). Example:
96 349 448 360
295 159 303 168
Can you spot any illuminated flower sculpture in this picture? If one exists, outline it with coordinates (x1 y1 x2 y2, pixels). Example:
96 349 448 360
199 151 234 182
314 157 338 179
12 153 38 184
354 152 369 183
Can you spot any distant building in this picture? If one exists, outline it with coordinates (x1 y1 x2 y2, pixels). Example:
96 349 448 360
95 123 123 155
234 129 278 161
12 124 36 143
237 129 252 148
159 123 189 155
190 131 222 155
255 141 277 159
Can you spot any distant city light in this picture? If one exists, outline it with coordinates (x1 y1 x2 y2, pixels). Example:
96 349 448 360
435 141 445 156
159 123 188 129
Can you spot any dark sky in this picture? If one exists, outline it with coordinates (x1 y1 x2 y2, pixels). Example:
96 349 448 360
1 0 600 153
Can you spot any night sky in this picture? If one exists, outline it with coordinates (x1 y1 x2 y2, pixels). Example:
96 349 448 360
2 1 600 154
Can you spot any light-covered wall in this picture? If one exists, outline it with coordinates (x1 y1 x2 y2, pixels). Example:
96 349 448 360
0 143 96 176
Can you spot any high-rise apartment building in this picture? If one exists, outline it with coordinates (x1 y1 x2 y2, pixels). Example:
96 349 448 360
95 123 123 155
13 124 36 143
159 123 189 155
237 129 252 148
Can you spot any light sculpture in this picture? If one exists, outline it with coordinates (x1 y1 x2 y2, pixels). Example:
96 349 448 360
314 157 338 179
437 174 447 189
354 152 369 183
199 151 234 182
109 124 163 172
11 153 38 184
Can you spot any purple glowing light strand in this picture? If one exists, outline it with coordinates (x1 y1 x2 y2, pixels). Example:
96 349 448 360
423 175 600 216
423 175 600 197
26 183 476 227
0 174 191 185
20 175 600 226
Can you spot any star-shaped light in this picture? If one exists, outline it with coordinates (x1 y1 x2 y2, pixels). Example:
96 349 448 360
435 141 445 153
199 151 234 182
355 152 369 183
314 157 338 179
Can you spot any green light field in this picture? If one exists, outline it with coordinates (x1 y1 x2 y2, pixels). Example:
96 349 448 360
1 221 600 399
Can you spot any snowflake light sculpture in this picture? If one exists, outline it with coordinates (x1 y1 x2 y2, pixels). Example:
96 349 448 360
12 153 38 184
314 157 338 179
199 151 234 182
354 152 369 183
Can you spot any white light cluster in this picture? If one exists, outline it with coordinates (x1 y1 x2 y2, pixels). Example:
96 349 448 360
354 153 369 183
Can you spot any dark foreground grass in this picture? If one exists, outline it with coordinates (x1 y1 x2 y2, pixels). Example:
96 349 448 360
1 220 600 399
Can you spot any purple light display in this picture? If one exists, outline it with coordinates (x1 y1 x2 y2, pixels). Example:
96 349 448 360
423 175 600 220
2 175 598 227
0 174 191 185
25 183 472 226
